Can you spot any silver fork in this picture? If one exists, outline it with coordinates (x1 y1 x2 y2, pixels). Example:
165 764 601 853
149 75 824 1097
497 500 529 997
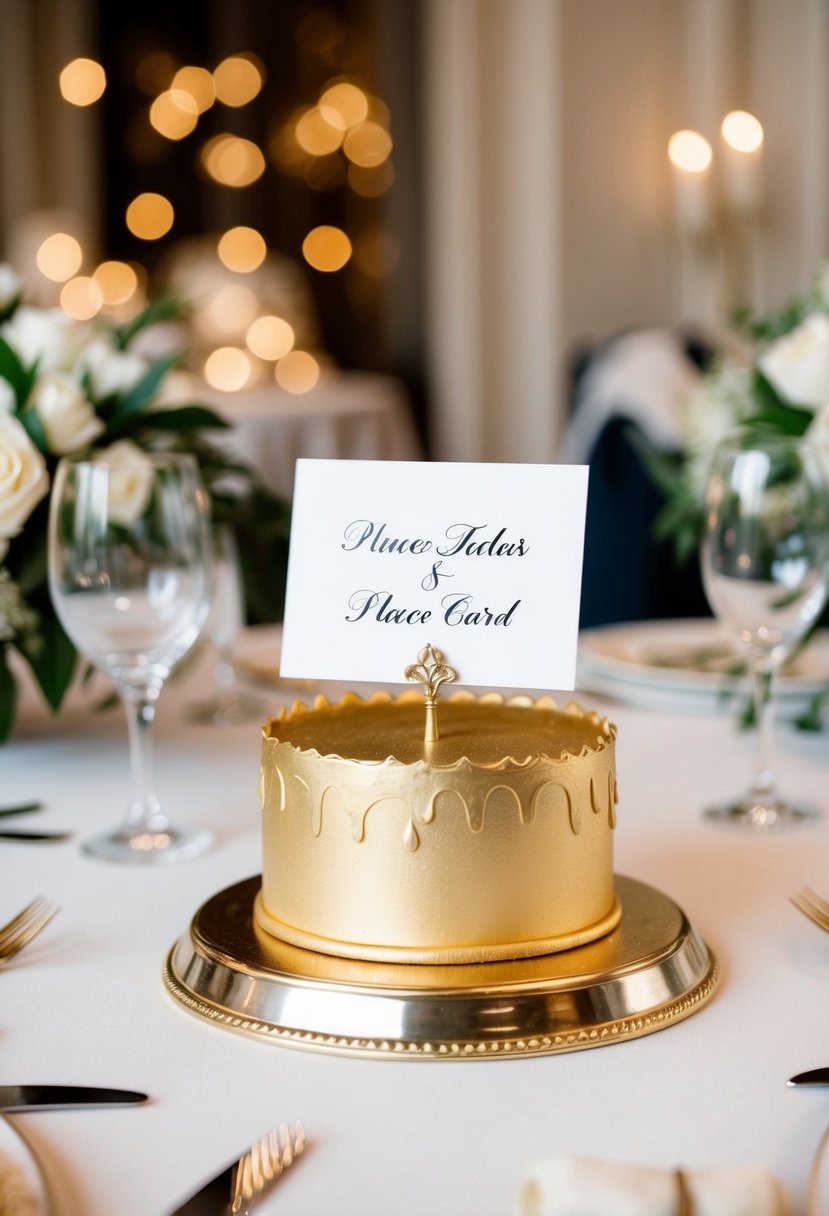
230 1123 306 1214
0 897 60 964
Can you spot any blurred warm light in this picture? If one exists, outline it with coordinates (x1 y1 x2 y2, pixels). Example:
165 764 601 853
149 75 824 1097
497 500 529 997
149 89 199 140
354 229 400 279
172 66 215 114
319 82 368 129
721 110 764 154
295 106 345 156
202 135 265 187
304 156 346 192
59 58 106 106
275 350 320 393
347 161 395 198
36 233 83 282
202 285 259 337
204 346 251 391
302 225 352 272
667 130 712 173
92 261 139 305
60 276 103 320
213 55 263 107
343 121 393 168
135 50 176 95
366 94 392 130
217 226 267 272
246 315 295 361
126 192 174 240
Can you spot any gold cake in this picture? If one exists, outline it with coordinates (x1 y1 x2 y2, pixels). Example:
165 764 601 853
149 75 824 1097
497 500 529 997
256 689 620 965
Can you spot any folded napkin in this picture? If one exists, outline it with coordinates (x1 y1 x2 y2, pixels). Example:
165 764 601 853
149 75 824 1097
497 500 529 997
513 1156 787 1216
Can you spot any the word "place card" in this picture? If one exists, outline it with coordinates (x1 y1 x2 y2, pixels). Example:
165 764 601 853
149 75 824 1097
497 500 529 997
279 459 588 690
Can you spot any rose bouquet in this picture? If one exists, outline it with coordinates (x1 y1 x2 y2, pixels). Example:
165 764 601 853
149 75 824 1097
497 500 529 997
0 266 289 741
647 268 829 564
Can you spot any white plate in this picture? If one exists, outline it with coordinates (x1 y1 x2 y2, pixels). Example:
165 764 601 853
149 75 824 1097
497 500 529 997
577 619 829 714
0 1116 48 1214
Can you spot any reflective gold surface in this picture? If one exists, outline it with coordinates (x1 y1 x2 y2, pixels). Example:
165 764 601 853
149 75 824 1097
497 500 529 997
260 692 619 963
164 875 719 1059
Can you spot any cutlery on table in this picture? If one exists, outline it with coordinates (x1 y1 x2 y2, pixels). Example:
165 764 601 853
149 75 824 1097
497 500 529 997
170 1122 306 1215
0 831 71 843
0 1086 148 1112
0 803 43 819
0 897 59 964
788 1069 829 1087
790 887 829 933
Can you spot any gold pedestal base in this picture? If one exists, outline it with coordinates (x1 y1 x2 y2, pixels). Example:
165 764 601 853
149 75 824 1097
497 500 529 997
163 876 718 1060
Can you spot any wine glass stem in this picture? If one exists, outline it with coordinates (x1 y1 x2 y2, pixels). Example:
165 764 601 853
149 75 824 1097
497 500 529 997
122 688 167 832
750 658 776 800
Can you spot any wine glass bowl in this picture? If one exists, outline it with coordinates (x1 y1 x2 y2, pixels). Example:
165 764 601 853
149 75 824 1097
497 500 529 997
48 452 214 862
700 433 829 830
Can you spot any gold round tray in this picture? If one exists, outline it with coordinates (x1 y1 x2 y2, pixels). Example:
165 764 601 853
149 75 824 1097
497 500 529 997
163 875 718 1060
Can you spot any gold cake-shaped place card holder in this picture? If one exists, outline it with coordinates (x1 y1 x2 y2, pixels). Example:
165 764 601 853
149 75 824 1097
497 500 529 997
403 644 457 743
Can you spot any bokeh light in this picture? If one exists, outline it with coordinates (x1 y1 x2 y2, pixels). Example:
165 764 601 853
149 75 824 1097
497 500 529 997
36 233 83 282
246 315 295 361
126 192 174 240
319 81 368 129
204 347 251 391
721 111 764 154
275 350 320 393
60 276 103 320
172 66 215 114
217 226 267 272
347 161 395 198
213 55 264 107
295 106 346 156
149 89 199 140
201 285 259 338
202 135 266 187
302 225 352 272
343 121 393 168
92 261 139 306
59 58 106 106
667 130 712 173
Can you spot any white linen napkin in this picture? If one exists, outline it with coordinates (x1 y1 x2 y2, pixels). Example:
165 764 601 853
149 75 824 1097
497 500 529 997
513 1155 787 1216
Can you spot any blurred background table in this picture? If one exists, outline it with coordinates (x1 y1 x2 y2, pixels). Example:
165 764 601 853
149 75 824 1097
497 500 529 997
4 646 829 1215
198 372 422 498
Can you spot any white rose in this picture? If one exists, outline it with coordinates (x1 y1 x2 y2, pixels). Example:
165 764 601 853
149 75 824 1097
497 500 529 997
0 379 15 415
30 371 104 455
79 337 149 401
0 413 49 540
96 440 154 526
0 264 21 311
2 306 86 373
758 313 829 408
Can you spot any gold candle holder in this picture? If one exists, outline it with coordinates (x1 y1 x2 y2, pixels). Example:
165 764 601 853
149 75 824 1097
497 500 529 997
404 645 457 743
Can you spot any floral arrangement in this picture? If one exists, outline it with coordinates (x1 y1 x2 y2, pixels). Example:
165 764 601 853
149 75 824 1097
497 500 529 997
647 266 829 563
0 266 289 742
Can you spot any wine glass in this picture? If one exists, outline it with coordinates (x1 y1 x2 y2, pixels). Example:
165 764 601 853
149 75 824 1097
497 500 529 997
187 524 267 725
700 432 829 830
48 451 214 862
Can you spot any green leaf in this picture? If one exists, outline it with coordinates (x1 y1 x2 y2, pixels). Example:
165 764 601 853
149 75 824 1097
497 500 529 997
106 355 179 432
0 648 18 743
0 293 21 325
17 405 49 454
21 615 77 711
112 298 188 351
124 405 230 433
0 336 36 408
744 371 814 435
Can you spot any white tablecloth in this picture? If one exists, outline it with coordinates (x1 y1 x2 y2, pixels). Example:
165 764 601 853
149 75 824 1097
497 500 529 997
3 647 829 1215
198 371 422 499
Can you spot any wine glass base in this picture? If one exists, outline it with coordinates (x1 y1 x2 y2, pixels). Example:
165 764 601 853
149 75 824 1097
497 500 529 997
704 795 820 832
81 825 215 864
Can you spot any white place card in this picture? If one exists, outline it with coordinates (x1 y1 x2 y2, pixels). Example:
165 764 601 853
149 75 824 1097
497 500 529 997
279 459 588 690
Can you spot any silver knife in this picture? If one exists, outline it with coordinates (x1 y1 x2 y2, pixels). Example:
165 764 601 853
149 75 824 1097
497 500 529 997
169 1157 238 1216
169 1124 305 1215
788 1068 829 1087
0 831 71 843
0 1085 148 1112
